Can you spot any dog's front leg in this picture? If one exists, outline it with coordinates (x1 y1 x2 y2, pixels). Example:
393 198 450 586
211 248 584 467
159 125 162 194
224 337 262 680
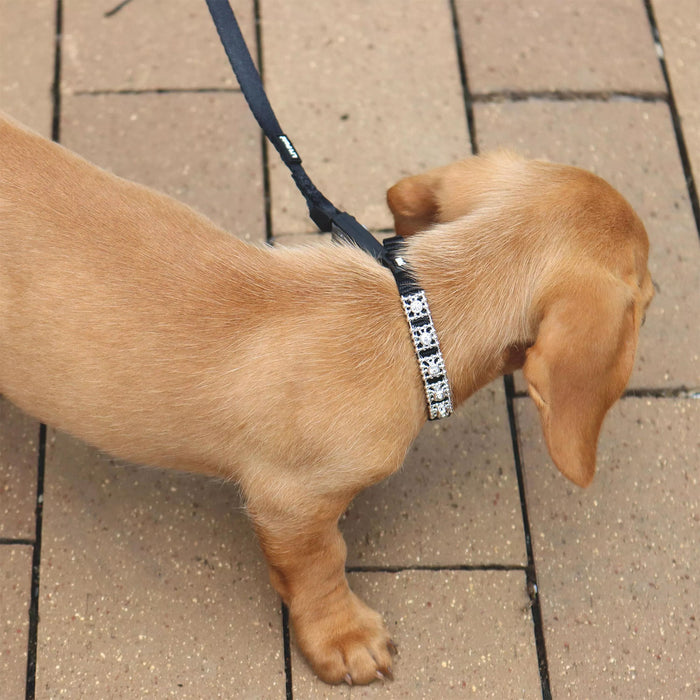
248 496 395 685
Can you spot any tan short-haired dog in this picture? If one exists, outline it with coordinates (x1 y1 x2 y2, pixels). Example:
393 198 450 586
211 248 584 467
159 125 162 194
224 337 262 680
0 113 653 685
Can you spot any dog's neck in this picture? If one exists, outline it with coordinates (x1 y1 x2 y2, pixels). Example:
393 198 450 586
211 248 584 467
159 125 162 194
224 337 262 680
266 225 537 420
402 219 538 405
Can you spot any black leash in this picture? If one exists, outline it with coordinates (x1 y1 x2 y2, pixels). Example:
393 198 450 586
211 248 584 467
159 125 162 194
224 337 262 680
204 0 398 269
205 0 453 419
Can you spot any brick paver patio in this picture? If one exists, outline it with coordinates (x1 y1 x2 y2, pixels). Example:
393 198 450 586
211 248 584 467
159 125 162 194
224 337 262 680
1 1 698 697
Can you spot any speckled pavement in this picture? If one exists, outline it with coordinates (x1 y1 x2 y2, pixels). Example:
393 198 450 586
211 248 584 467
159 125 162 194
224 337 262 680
1 1 698 698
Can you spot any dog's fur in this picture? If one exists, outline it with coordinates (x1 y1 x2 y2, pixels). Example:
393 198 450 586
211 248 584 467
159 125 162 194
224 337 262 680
0 113 653 684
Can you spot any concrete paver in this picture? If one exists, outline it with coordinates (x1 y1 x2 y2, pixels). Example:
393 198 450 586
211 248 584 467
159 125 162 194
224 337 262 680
292 570 541 699
456 0 664 94
518 398 700 699
0 546 33 700
262 0 470 236
475 100 700 390
62 0 255 92
0 0 55 136
0 399 38 540
37 431 285 698
61 92 265 240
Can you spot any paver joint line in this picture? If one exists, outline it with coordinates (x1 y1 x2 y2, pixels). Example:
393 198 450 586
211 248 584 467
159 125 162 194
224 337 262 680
643 0 700 241
448 0 478 157
50 0 62 144
624 386 700 399
25 424 46 700
0 538 35 546
72 87 244 96
253 0 274 245
472 89 668 104
281 602 293 700
504 375 552 700
513 386 700 400
346 563 528 574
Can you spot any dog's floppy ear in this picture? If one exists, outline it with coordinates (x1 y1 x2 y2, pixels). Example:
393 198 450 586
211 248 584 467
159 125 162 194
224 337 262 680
523 276 638 487
386 172 439 237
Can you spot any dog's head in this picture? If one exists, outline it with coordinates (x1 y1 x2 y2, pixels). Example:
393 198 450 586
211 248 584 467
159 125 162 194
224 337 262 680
387 154 654 487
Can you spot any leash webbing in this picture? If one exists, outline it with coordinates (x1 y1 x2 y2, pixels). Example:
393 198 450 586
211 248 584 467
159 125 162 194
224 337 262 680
204 0 391 266
204 0 453 420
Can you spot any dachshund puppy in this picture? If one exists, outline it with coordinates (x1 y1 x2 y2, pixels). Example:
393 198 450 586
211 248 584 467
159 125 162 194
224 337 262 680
0 113 653 684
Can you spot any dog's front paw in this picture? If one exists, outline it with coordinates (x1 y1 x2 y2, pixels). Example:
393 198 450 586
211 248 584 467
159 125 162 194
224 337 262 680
292 590 396 685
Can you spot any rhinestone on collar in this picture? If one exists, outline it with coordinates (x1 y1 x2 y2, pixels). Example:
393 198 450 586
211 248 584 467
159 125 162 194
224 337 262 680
398 289 453 420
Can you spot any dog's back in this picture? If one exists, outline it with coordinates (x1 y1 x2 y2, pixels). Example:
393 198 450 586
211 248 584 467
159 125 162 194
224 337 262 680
0 114 264 472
